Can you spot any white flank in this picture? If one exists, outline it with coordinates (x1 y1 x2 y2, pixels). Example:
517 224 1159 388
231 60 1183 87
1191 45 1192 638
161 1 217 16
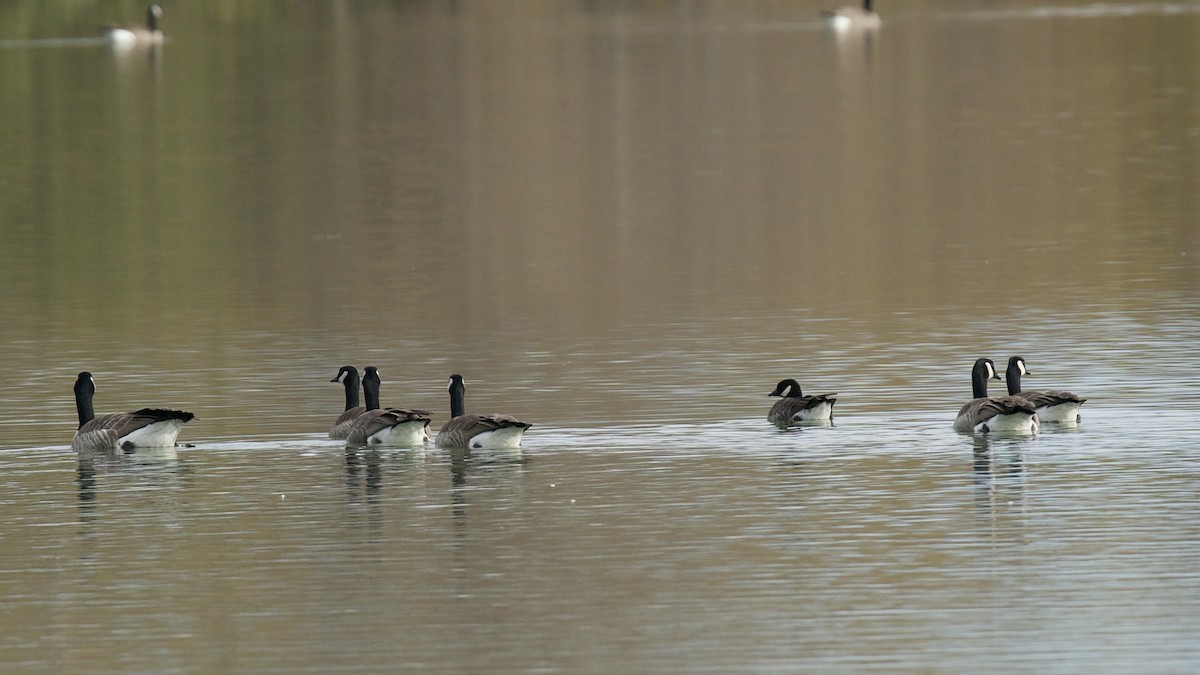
368 420 429 447
793 401 835 422
826 14 854 31
119 419 187 448
469 426 527 450
981 412 1039 434
1035 403 1082 424
105 29 138 48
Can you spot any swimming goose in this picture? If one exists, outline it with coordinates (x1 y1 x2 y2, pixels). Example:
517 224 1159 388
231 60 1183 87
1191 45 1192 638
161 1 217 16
435 374 531 449
1005 356 1086 423
102 4 164 48
328 366 367 439
821 0 882 30
767 379 837 427
953 358 1039 433
344 367 432 446
72 371 194 451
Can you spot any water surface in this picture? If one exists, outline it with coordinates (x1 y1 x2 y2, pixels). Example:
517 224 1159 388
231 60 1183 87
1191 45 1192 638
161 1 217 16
1 1 1198 672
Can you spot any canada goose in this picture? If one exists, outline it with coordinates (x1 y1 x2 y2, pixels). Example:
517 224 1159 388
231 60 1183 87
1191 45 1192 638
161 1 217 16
102 4 164 48
767 379 837 427
343 366 432 446
954 358 1038 433
1005 356 1086 423
328 366 366 440
434 374 531 449
71 371 194 451
821 0 882 30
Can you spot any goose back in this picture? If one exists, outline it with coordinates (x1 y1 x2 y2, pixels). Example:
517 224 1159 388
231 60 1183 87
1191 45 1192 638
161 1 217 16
342 367 432 446
434 374 530 449
953 359 1038 433
72 372 193 451
767 379 838 427
345 408 432 446
1004 356 1086 423
103 4 163 47
822 0 881 29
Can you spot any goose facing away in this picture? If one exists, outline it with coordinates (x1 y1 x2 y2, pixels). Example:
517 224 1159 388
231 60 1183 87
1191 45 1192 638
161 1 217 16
328 366 366 440
954 358 1039 434
103 4 164 48
72 371 194 451
1005 356 1086 423
344 367 432 447
767 379 837 427
821 0 881 30
435 374 531 449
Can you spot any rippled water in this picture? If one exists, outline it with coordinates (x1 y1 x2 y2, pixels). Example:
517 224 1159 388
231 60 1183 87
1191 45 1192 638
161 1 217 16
4 413 1199 672
2 1 1200 672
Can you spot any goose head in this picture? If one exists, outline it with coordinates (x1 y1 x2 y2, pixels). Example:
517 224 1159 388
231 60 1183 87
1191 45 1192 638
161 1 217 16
769 379 803 398
970 358 1001 399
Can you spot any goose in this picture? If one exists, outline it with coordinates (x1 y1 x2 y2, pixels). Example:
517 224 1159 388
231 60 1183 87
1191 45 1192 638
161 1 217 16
821 0 882 30
72 371 194 451
954 358 1039 433
343 366 432 446
102 4 164 48
767 379 837 427
1005 356 1086 423
434 374 531 449
328 366 366 440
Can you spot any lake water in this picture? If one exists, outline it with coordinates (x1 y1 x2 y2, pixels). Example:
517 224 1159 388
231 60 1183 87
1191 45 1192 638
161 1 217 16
2 1 1199 672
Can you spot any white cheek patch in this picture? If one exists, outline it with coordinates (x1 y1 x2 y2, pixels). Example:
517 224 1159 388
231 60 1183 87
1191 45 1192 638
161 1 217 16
1019 361 1028 375
986 362 996 378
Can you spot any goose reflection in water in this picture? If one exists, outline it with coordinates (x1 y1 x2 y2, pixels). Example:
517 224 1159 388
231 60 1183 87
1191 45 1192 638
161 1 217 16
342 447 386 540
447 446 527 534
76 446 187 524
971 435 1030 516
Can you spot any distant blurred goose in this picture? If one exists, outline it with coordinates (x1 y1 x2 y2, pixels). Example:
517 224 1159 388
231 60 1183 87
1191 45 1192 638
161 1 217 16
767 379 838 427
328 366 366 440
72 371 194 451
821 0 881 30
102 4 163 48
954 358 1038 434
435 374 531 449
1005 356 1086 423
344 367 432 447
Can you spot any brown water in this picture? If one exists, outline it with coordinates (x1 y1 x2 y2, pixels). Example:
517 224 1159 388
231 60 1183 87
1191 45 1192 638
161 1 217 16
2 1 1199 672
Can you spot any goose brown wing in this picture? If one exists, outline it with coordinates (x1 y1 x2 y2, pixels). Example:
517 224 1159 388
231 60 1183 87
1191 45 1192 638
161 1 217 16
436 413 531 448
79 409 192 440
975 396 1037 424
768 394 837 425
347 408 432 444
329 406 366 439
1020 389 1086 408
474 413 532 431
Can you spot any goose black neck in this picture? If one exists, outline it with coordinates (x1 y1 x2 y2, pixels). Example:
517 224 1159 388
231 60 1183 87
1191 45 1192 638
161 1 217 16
770 379 802 397
971 360 992 399
863 0 874 12
1005 358 1023 396
449 375 466 418
147 5 161 31
335 367 360 411
74 372 95 428
362 368 381 411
